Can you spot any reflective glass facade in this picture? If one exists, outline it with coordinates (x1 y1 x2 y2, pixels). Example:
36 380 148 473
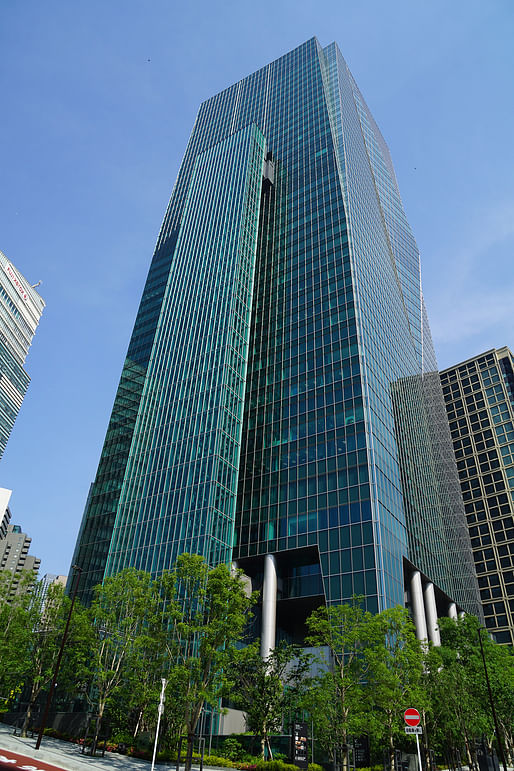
0 251 45 460
106 124 266 576
71 38 480 624
441 348 514 644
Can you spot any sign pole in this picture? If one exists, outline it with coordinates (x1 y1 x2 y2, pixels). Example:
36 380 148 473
404 708 423 771
415 733 423 771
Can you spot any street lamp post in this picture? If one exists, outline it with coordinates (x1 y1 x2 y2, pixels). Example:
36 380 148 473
151 678 167 771
477 626 508 771
35 565 82 750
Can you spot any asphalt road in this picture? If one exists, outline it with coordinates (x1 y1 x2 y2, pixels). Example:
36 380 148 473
0 748 66 770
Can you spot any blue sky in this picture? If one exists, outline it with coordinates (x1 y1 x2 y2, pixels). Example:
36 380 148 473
1 0 513 576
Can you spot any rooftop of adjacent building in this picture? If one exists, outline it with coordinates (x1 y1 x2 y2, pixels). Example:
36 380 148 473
0 250 45 314
4 523 29 537
0 250 45 365
41 573 68 588
440 346 513 375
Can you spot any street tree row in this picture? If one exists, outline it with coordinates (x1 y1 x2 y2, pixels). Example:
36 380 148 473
0 560 513 771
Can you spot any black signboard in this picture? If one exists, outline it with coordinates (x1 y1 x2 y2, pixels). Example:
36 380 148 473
476 741 500 771
291 721 309 770
353 736 370 768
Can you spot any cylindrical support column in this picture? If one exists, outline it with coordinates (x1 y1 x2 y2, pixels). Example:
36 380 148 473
261 553 277 659
448 602 458 620
410 570 428 642
423 581 441 646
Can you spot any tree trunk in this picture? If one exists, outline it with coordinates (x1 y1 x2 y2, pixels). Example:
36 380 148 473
21 683 39 737
422 711 431 771
20 700 33 738
341 727 348 771
261 734 266 760
184 698 205 771
504 729 513 764
184 731 195 771
448 740 456 771
389 728 395 771
463 728 474 771
92 700 106 757
133 706 144 738
342 745 349 771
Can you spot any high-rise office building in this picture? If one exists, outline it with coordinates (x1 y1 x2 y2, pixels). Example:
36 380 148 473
39 573 68 611
70 38 480 643
0 251 45 460
441 347 514 644
0 487 11 538
0 521 41 599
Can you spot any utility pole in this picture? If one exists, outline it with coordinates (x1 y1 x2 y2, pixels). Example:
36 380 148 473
477 626 508 771
35 565 82 750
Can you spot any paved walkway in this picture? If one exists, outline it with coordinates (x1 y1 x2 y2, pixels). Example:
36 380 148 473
0 724 215 771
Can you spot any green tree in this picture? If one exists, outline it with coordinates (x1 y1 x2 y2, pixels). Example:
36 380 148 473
0 570 36 704
14 581 91 736
363 607 425 771
161 664 191 753
88 568 159 751
477 635 514 765
423 637 481 767
229 640 311 759
426 615 514 767
157 554 255 771
305 601 372 771
101 618 165 743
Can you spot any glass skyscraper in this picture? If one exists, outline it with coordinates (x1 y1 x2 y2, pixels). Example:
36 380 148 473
0 251 45 460
70 38 480 642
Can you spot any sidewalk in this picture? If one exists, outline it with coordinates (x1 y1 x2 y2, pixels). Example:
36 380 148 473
0 723 216 771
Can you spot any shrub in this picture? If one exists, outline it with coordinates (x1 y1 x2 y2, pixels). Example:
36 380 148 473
221 738 247 761
128 747 151 760
254 761 299 771
308 764 324 771
110 731 133 746
43 728 73 742
204 754 237 767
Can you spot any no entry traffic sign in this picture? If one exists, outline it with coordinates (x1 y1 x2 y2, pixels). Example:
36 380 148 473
404 708 421 727
403 708 423 771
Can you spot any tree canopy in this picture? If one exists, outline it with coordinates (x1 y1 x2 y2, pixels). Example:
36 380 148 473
1 567 513 769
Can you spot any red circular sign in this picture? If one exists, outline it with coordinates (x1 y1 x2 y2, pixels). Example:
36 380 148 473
404 708 421 726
